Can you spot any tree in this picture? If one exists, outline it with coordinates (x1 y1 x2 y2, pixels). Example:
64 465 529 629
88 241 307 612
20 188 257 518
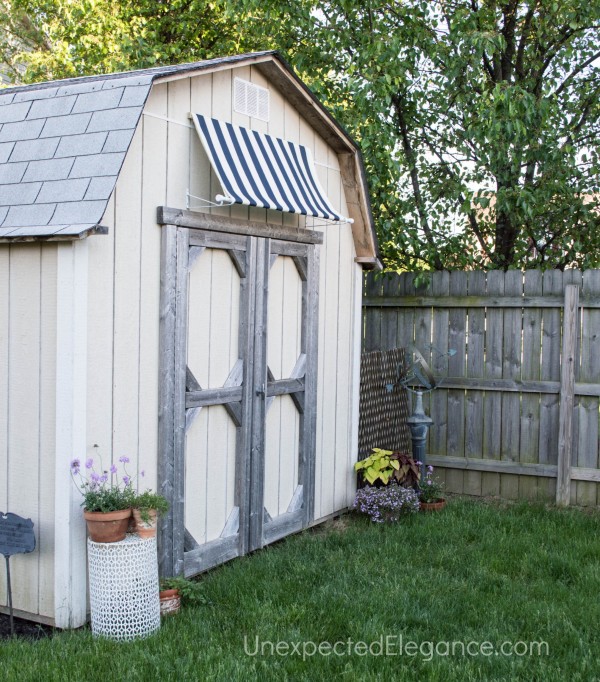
0 0 272 82
241 0 600 271
4 1 600 270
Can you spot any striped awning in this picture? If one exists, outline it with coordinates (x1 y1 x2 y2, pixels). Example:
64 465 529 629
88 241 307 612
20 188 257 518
192 114 352 223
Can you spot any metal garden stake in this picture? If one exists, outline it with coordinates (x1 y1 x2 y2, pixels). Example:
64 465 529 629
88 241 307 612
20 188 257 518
0 513 36 636
397 345 455 479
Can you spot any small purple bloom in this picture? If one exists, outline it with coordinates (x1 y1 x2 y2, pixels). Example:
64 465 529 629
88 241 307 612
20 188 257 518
110 464 117 474
123 476 131 486
99 474 108 483
90 472 100 483
85 458 94 469
427 465 434 472
140 470 145 478
119 456 130 464
70 458 80 470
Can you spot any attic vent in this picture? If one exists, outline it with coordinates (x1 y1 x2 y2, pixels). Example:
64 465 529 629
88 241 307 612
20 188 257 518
234 78 270 122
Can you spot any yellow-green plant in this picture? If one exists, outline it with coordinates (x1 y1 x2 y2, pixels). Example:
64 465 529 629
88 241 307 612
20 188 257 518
354 449 421 487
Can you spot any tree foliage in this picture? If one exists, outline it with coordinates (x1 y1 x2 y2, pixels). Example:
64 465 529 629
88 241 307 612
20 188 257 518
0 0 270 81
242 0 600 271
2 0 599 270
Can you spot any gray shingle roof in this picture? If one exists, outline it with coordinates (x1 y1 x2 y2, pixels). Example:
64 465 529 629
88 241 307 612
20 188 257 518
0 52 277 240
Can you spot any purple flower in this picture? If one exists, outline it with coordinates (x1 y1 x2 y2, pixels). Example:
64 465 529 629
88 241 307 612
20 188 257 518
119 456 130 464
70 458 80 473
110 464 117 475
427 465 434 472
86 458 94 469
123 476 131 486
352 483 420 523
99 474 108 483
90 472 100 483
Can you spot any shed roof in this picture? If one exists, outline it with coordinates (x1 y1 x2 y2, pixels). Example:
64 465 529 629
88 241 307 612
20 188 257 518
0 52 379 263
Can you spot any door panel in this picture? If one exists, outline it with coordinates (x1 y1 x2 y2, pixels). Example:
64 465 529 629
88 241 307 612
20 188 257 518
264 394 301 517
187 248 241 389
185 405 237 544
183 233 251 577
163 227 318 576
250 240 317 550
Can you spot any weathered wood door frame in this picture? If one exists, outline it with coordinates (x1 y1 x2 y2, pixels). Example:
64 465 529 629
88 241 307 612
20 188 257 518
157 208 322 577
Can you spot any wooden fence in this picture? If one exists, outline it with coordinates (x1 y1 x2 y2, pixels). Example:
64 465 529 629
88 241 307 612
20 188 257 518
363 269 600 506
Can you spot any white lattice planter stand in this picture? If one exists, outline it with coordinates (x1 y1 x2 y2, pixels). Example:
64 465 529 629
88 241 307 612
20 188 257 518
88 534 160 641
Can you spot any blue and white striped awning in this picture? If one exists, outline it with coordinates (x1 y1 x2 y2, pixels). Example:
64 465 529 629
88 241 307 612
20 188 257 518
192 114 352 223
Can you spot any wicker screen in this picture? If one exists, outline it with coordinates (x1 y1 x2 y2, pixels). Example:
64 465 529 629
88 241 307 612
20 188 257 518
358 348 411 460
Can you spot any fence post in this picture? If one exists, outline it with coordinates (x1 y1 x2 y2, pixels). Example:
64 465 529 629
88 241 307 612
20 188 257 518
556 284 579 506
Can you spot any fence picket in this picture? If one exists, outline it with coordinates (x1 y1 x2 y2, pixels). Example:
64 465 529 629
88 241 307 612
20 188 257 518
363 272 381 352
429 271 450 461
564 270 583 505
576 270 600 506
499 271 522 499
481 271 504 496
464 271 485 496
381 273 400 351
520 270 543 500
445 271 467 493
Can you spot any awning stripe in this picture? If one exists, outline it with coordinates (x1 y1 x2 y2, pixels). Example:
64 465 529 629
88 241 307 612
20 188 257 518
192 114 350 222
277 137 323 217
239 127 284 212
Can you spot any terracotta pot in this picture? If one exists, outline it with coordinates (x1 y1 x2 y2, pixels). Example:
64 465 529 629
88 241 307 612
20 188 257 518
159 589 181 616
83 508 132 543
419 499 446 512
133 509 158 539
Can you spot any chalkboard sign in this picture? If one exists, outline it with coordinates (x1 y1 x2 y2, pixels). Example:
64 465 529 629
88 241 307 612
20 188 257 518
0 512 36 557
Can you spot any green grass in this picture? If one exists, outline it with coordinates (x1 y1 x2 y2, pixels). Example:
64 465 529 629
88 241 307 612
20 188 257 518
2 498 600 681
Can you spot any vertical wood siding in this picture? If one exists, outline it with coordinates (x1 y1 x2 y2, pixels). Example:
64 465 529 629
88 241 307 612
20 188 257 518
85 66 361 558
0 244 57 620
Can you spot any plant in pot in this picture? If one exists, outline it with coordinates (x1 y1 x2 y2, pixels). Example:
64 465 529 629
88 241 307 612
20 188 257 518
352 449 421 523
417 464 446 511
354 448 421 487
158 576 208 616
352 482 420 523
132 490 169 539
70 451 135 543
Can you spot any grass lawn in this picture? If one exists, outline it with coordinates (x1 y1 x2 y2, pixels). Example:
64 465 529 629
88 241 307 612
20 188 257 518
1 498 599 681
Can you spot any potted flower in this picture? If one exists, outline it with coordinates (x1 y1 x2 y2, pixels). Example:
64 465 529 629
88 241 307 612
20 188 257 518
70 451 135 542
352 482 420 523
418 464 446 511
158 576 208 616
132 490 169 539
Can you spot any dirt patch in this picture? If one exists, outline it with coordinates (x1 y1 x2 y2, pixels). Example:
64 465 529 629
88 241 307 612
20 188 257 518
0 613 54 641
310 514 353 535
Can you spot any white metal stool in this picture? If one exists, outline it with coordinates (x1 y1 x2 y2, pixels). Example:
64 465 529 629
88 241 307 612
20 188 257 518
87 534 160 641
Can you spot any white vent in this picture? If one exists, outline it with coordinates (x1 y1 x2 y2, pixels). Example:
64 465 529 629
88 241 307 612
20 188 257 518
234 78 270 122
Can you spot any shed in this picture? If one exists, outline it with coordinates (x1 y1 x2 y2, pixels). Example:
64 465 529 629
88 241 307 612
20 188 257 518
0 51 379 628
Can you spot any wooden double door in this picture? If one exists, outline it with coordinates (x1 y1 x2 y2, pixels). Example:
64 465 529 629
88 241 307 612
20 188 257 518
158 217 320 578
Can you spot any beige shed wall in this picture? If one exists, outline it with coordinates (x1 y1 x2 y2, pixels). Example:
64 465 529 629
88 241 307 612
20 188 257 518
86 65 361 546
0 243 57 621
